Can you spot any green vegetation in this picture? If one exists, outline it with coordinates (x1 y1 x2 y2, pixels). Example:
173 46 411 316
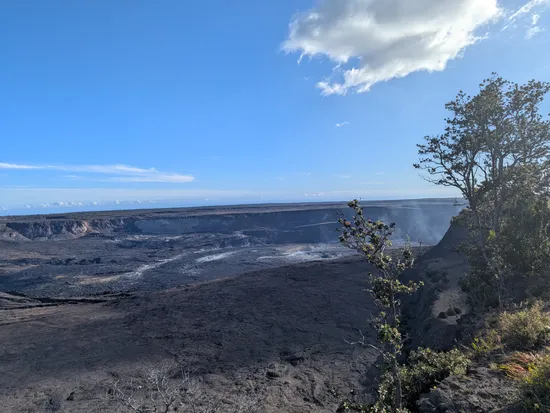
337 346 470 413
337 201 472 412
414 73 550 310
471 329 502 359
399 348 470 409
472 302 550 357
498 302 550 350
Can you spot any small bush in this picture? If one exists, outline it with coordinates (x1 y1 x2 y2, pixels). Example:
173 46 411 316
521 353 550 412
400 348 470 409
342 348 470 413
471 329 502 358
498 302 550 350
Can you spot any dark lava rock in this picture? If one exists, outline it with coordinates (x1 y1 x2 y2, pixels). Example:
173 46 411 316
285 355 305 366
445 308 457 317
266 371 280 379
417 367 520 413
438 311 448 319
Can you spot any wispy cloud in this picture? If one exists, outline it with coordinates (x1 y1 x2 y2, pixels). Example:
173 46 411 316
336 174 352 179
335 121 350 128
0 162 42 170
0 162 195 183
509 0 549 21
509 0 550 38
525 9 546 38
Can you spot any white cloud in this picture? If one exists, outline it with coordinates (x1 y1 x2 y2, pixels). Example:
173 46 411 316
0 162 194 183
335 121 350 127
526 25 543 38
0 162 41 170
107 175 195 183
283 0 509 94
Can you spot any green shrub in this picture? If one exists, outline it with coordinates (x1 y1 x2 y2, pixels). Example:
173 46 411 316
471 329 502 358
340 348 469 413
400 348 470 409
521 353 550 412
498 302 550 350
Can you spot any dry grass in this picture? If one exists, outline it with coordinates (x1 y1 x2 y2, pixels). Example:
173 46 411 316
497 350 550 412
521 352 550 412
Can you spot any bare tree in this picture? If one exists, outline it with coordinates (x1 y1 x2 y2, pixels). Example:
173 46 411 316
109 365 260 413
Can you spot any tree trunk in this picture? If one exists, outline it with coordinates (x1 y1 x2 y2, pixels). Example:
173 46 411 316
472 206 489 263
390 289 403 411
393 357 403 411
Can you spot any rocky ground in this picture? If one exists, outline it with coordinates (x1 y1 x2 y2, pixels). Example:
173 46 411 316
0 200 468 412
0 257 383 413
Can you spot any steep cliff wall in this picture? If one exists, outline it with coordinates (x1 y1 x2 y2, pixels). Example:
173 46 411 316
402 222 469 351
0 202 461 244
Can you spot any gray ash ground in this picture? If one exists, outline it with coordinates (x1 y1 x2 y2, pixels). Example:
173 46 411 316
1 199 459 298
0 232 355 297
0 200 462 412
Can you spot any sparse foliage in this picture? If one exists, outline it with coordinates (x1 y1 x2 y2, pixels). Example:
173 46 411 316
471 329 503 359
337 199 423 412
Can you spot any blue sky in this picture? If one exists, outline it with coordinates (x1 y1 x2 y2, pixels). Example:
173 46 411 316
1 0 549 214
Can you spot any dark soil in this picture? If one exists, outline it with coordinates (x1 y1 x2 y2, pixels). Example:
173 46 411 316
0 257 381 413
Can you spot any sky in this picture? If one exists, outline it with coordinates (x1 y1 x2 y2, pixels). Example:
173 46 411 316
1 0 550 215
